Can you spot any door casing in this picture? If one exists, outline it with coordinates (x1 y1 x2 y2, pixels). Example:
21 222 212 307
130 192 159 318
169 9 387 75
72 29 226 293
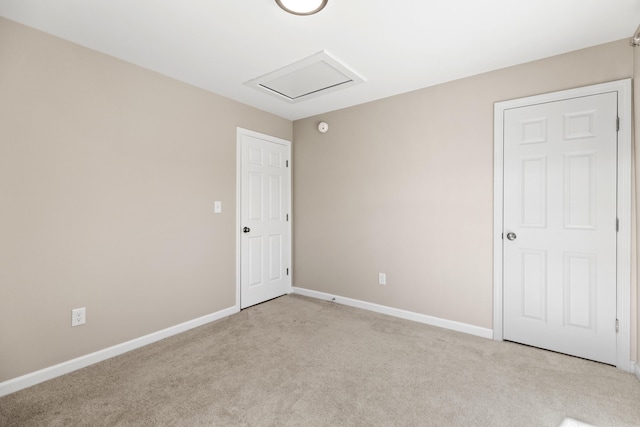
236 127 292 311
493 79 632 371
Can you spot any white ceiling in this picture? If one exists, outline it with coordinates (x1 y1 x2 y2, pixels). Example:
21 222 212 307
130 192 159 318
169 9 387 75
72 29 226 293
1 0 639 121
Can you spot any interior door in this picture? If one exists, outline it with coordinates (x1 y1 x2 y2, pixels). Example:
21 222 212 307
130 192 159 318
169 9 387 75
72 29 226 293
502 92 618 365
239 129 291 309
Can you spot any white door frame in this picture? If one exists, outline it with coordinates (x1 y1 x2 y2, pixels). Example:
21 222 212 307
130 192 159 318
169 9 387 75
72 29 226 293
235 127 292 311
493 79 632 371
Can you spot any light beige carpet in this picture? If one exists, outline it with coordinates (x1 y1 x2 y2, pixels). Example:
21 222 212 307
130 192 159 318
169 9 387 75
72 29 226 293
1 294 639 426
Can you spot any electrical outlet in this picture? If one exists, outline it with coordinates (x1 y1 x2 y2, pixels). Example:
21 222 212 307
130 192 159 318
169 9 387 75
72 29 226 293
378 273 387 285
71 307 86 327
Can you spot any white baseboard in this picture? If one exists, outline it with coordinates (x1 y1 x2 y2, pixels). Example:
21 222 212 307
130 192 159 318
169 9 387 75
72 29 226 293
292 287 493 339
0 305 238 397
293 288 639 373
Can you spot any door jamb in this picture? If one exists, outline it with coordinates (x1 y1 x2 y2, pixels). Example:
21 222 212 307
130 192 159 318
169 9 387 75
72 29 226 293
492 79 632 371
236 127 292 312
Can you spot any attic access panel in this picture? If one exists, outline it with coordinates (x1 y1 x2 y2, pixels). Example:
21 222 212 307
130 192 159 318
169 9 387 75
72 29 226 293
244 51 365 103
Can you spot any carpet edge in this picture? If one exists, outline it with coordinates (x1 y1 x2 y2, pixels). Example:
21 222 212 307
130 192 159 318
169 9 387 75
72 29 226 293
0 305 238 397
291 287 493 339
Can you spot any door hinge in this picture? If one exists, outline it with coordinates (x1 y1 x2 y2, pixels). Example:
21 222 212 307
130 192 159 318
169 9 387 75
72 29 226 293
616 218 619 232
615 318 619 333
616 117 620 132
286 214 289 222
286 268 289 276
286 160 289 168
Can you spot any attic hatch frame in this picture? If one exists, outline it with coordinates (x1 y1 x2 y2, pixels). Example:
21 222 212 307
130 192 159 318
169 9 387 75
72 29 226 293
244 50 365 104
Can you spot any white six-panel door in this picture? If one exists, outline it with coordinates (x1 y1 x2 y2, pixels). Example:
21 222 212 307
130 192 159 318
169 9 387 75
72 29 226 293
502 92 618 365
238 129 291 309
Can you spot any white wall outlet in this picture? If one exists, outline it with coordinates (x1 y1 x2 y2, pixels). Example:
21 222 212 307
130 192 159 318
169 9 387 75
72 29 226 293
214 201 222 214
71 307 86 327
378 273 387 285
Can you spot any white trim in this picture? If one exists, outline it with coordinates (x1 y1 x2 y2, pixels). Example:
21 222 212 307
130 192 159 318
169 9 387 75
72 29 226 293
0 306 237 397
634 362 640 382
293 287 493 339
493 96 505 342
493 79 632 372
236 128 292 310
236 129 243 312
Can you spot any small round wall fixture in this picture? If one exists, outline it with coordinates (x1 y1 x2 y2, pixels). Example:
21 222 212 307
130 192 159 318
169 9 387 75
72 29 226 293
318 122 329 133
276 0 328 16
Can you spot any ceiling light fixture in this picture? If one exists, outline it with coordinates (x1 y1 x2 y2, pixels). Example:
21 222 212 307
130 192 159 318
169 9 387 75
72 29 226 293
275 0 328 16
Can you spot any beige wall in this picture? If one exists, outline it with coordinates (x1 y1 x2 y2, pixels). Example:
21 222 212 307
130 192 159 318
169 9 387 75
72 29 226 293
2 15 639 385
0 18 291 382
293 40 638 362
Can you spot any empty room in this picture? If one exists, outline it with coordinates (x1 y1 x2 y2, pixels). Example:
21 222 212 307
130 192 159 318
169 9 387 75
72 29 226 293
1 1 640 425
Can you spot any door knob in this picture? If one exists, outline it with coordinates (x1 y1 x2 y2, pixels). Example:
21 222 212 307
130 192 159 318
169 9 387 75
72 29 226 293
243 227 250 233
506 232 517 241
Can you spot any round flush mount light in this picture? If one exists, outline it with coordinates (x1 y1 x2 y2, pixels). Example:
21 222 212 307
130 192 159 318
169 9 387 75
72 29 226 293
276 0 328 16
318 122 329 133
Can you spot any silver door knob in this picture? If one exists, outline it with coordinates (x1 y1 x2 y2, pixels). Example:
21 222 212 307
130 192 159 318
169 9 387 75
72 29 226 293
506 232 517 241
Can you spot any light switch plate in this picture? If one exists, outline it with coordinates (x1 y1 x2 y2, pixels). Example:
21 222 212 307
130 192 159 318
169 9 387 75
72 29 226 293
214 201 222 214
